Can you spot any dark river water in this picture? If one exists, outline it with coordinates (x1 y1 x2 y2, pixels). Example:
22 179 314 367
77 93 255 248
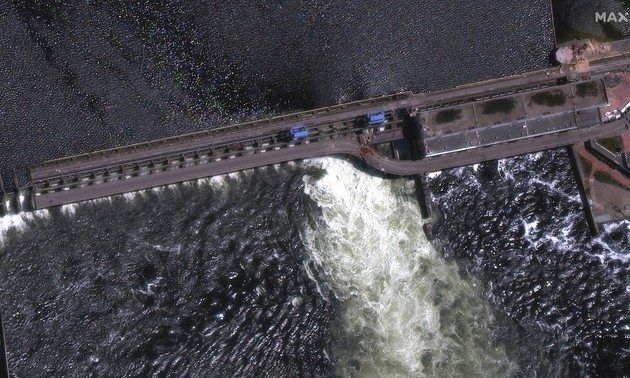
3 1 628 377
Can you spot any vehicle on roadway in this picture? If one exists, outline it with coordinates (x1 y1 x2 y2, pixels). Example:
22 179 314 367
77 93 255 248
289 125 309 140
367 111 385 125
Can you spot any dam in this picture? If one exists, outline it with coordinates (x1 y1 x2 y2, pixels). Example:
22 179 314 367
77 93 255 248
5 44 630 213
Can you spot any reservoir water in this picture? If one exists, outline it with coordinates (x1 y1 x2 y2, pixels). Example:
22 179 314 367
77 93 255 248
4 1 628 377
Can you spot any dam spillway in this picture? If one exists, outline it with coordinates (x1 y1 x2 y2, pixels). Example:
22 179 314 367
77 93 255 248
12 50 630 211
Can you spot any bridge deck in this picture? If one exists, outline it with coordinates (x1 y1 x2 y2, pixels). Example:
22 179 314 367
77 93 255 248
368 118 629 175
26 51 630 210
31 118 628 209
30 98 411 181
32 142 362 209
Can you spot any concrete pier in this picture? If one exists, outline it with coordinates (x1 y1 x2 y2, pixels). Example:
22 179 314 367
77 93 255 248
567 145 600 235
413 175 432 219
9 46 630 212
1 193 16 215
0 310 9 378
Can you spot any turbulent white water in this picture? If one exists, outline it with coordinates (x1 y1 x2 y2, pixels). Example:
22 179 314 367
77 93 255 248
300 158 515 377
0 210 49 247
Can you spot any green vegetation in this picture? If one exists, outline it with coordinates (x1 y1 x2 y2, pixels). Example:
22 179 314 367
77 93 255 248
604 74 622 89
600 22 625 41
435 109 463 124
554 19 611 43
553 4 625 43
612 204 625 217
575 82 599 98
579 156 593 176
531 91 566 107
481 98 516 115
594 170 630 190
597 136 623 154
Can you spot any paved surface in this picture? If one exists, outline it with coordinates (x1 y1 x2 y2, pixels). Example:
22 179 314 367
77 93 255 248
27 50 630 209
425 130 479 155
576 144 630 188
30 63 572 180
30 104 403 180
623 130 630 152
422 80 608 155
33 141 362 208
528 112 575 134
365 118 629 175
477 122 528 144
33 118 629 209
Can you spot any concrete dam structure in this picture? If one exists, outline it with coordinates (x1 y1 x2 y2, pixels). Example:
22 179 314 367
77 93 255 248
5 49 630 213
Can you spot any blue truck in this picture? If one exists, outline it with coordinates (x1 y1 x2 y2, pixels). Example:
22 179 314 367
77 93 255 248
289 125 309 140
367 111 385 125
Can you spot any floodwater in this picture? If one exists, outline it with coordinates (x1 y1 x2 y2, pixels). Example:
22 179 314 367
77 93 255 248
5 1 626 377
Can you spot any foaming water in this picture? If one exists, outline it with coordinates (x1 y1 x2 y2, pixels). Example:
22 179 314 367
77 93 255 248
0 165 337 376
0 0 553 189
60 203 79 217
300 158 514 377
0 210 49 247
429 149 630 376
0 0 565 375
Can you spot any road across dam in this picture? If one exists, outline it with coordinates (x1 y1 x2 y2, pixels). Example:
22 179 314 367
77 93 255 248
13 48 630 211
28 115 629 209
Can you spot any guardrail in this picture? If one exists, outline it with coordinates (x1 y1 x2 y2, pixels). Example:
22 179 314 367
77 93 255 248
30 116 407 197
30 92 413 170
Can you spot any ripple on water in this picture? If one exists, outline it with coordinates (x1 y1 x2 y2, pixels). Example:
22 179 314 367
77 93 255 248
301 157 515 377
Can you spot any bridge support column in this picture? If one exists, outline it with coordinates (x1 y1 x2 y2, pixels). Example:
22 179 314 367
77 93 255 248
567 145 599 235
1 193 16 215
414 174 432 220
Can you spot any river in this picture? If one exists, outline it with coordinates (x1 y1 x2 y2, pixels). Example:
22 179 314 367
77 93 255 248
4 1 624 377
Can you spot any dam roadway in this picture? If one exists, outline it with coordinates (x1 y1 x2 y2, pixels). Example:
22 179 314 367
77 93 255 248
30 117 629 209
24 50 630 210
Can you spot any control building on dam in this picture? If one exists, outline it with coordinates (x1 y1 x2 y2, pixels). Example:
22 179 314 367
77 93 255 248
4 48 630 214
